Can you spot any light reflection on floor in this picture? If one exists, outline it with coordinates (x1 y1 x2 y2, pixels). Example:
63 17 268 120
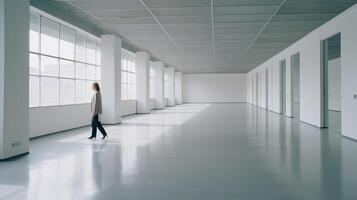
0 104 209 200
328 110 341 134
0 103 356 200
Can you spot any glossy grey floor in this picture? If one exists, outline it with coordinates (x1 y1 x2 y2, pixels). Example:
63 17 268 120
1 103 357 200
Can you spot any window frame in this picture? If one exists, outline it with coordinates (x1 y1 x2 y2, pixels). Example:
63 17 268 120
29 7 101 108
121 49 137 100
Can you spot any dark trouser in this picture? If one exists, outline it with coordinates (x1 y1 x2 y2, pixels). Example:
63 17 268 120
91 115 107 137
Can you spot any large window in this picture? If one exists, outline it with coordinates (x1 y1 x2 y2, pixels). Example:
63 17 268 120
164 72 168 98
121 49 136 100
150 61 155 99
29 9 101 107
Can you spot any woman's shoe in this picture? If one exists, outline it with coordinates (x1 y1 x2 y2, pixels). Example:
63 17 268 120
101 135 108 140
88 136 96 139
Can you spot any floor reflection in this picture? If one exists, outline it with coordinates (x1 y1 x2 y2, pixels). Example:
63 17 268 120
0 103 356 200
328 110 341 134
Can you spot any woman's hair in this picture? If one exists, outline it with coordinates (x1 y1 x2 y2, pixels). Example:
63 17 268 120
93 82 100 92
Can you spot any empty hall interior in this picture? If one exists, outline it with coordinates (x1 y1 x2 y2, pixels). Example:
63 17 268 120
1 0 357 199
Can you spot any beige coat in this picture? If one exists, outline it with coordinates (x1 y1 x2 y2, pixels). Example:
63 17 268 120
91 91 102 116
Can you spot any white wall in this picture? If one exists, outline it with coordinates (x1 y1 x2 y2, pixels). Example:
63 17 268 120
150 99 155 110
30 99 138 138
340 16 357 140
291 55 300 105
247 4 357 140
328 58 341 111
248 17 324 125
0 0 30 159
183 73 247 103
166 67 176 106
121 100 136 116
260 70 267 109
164 98 168 107
101 35 122 124
29 105 90 138
136 51 150 113
174 72 183 104
154 61 165 109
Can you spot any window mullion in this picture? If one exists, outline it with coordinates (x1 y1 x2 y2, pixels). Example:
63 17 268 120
29 10 100 108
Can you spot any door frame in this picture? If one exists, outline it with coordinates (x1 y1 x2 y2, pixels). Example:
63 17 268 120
280 59 287 115
265 68 269 109
290 52 300 119
256 73 259 106
321 38 329 128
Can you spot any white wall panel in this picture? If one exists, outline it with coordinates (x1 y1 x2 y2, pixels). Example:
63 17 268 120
29 99 138 138
340 16 357 140
247 4 357 139
101 34 122 124
183 73 246 103
121 100 137 116
174 72 183 105
154 61 165 109
166 67 176 106
285 56 292 117
0 0 30 159
136 51 150 113
259 69 266 108
247 74 252 104
29 105 90 138
150 98 155 110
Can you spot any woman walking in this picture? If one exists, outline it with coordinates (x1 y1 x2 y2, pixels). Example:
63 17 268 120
88 82 108 140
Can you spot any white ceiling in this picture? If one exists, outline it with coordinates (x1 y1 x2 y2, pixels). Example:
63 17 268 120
53 0 356 73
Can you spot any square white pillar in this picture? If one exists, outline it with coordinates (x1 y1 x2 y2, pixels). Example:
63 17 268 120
175 72 183 105
167 67 176 106
0 0 30 159
136 51 150 113
101 35 122 124
154 61 165 109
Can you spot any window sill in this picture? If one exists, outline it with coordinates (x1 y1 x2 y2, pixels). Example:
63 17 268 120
29 103 90 109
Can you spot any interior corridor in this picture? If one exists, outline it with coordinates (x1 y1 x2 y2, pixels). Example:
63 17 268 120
1 103 356 200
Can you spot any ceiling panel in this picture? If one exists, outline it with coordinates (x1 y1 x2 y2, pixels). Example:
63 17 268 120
53 0 357 73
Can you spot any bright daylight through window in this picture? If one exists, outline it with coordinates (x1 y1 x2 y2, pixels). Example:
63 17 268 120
121 49 136 100
29 9 101 107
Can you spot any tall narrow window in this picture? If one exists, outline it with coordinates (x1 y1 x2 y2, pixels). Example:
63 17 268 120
75 32 86 62
29 9 101 107
41 17 59 56
29 12 41 107
121 49 136 100
60 26 75 60
30 12 40 53
86 37 96 65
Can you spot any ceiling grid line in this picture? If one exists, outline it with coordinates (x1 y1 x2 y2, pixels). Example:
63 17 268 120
64 0 167 64
139 0 184 55
232 0 288 68
55 0 356 73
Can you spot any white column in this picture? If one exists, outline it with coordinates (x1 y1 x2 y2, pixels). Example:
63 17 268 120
0 0 30 159
167 67 176 106
175 72 183 104
136 51 150 113
101 35 122 124
154 61 165 109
